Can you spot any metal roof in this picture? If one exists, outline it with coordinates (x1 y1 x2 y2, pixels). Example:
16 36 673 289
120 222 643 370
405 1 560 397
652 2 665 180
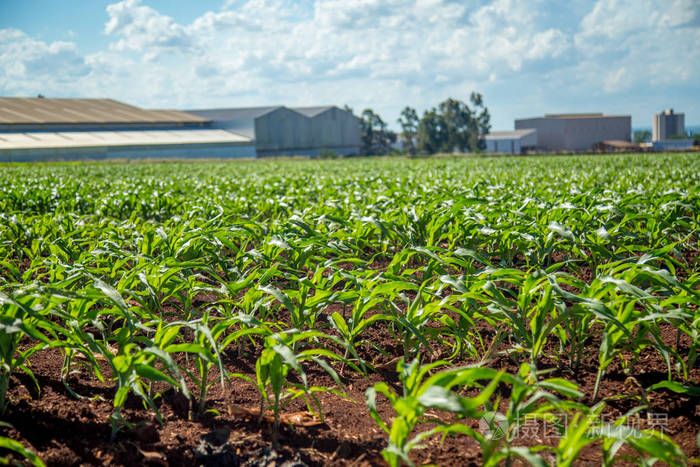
185 107 284 139
485 129 537 140
0 129 251 150
542 113 628 119
185 107 282 121
291 106 335 117
0 98 209 124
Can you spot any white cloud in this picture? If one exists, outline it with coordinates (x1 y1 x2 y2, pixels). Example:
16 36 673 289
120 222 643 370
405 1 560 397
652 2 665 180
571 0 700 96
0 0 698 128
603 66 627 92
105 0 191 52
577 0 699 41
0 29 90 94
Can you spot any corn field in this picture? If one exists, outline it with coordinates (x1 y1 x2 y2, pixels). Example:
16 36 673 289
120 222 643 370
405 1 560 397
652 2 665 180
0 153 698 466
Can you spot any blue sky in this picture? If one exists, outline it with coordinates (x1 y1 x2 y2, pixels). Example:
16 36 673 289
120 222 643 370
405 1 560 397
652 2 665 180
1 0 698 130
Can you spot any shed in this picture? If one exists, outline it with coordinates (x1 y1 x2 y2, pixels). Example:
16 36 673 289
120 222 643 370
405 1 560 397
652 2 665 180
485 129 537 154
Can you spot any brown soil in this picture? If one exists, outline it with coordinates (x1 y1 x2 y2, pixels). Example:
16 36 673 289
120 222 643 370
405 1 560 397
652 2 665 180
1 256 699 466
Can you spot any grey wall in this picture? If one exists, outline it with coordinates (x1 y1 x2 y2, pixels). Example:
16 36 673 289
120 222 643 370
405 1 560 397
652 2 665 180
309 108 361 150
485 131 537 154
516 116 630 151
563 116 630 151
257 146 360 158
186 106 361 157
254 108 312 152
486 139 519 154
0 142 256 162
256 107 360 156
515 118 566 151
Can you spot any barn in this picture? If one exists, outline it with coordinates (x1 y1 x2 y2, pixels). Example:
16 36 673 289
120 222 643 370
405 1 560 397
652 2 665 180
187 106 361 157
0 98 255 162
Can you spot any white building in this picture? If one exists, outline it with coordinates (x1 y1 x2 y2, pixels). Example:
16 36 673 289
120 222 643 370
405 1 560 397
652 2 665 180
485 129 537 154
0 98 255 162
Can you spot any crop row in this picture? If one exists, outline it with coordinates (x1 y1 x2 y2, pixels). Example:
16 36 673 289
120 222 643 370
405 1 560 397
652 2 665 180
0 153 698 465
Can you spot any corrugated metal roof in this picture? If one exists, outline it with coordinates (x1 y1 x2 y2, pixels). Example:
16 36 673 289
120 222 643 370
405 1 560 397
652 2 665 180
185 107 284 139
292 106 335 117
485 129 537 139
0 129 252 150
0 98 209 124
185 107 282 121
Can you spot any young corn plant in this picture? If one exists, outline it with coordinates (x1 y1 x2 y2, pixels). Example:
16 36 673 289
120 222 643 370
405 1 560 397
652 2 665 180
234 329 348 448
474 362 585 466
553 403 687 466
0 291 62 415
106 338 189 439
166 313 269 416
385 283 447 360
365 358 503 467
0 426 45 467
481 269 581 373
327 292 388 374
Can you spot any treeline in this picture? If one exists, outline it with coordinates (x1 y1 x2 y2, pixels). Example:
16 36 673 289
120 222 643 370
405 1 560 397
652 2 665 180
351 93 491 156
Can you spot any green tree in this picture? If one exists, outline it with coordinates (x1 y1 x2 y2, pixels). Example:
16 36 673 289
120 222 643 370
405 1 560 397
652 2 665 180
417 108 446 154
470 92 491 151
360 109 396 155
397 106 419 155
633 130 651 143
416 94 491 154
438 98 474 152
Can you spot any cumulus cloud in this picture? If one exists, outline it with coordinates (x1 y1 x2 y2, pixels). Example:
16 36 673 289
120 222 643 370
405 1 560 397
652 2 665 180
105 0 192 52
572 0 700 96
0 29 91 94
0 0 698 127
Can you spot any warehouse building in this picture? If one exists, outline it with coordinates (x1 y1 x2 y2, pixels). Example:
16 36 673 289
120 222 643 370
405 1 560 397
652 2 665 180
292 106 362 156
653 109 685 141
0 98 255 161
515 113 631 152
484 129 537 154
186 105 361 157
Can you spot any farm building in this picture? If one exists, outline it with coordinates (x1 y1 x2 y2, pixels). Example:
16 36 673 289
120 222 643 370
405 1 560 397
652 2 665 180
653 109 685 141
651 139 694 151
484 129 537 154
515 113 631 152
186 106 361 157
593 140 644 152
0 98 255 162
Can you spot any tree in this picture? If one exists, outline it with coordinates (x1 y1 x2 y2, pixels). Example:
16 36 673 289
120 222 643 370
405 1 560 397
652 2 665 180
416 94 491 155
633 130 651 143
397 107 419 154
470 92 491 151
417 108 446 154
360 109 396 155
438 98 472 152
